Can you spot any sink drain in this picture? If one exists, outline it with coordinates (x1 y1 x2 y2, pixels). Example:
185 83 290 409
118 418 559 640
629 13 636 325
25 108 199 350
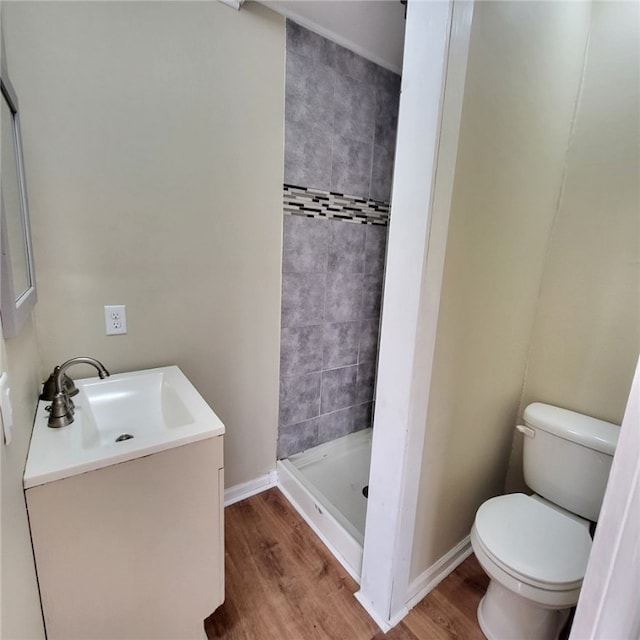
115 433 134 442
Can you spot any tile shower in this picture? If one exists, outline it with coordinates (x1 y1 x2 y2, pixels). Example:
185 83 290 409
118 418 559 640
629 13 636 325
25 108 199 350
278 21 400 459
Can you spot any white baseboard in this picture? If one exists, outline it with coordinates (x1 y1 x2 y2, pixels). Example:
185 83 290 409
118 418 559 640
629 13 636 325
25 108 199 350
405 535 472 610
355 539 470 633
224 470 278 507
354 590 409 633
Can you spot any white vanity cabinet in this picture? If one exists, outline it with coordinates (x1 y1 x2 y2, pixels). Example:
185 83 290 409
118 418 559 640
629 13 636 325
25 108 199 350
26 435 224 640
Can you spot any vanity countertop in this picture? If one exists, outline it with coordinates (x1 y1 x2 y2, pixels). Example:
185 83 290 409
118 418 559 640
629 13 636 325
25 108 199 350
24 365 225 489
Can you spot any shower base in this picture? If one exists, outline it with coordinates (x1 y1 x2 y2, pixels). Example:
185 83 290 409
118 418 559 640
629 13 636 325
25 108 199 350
277 428 372 581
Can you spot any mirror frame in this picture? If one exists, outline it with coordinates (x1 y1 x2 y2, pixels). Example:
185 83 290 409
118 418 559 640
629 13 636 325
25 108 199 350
1 73 37 338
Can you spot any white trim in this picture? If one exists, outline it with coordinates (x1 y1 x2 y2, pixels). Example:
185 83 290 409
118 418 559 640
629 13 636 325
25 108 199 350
389 0 475 618
223 470 277 507
570 358 640 639
353 592 399 634
357 0 474 628
405 536 472 610
276 461 362 582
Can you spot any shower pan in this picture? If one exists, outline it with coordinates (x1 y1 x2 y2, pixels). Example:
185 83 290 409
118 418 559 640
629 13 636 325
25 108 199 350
278 428 372 579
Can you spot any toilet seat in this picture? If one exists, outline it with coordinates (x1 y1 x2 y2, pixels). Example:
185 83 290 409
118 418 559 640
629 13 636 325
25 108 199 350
473 493 592 591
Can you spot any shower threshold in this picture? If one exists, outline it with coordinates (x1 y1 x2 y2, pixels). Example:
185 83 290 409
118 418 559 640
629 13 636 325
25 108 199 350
277 428 372 581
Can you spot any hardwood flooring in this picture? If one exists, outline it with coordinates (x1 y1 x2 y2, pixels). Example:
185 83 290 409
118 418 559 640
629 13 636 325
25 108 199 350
205 488 488 639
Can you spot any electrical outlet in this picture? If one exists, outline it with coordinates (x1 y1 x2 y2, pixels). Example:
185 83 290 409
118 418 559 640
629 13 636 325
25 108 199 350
104 305 127 335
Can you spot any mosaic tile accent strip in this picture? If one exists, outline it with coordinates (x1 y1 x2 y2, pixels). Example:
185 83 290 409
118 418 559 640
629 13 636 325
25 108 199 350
284 184 390 226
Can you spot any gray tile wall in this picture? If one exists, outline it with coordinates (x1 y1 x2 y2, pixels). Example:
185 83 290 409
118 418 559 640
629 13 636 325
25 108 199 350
278 22 399 459
284 21 401 203
278 215 387 458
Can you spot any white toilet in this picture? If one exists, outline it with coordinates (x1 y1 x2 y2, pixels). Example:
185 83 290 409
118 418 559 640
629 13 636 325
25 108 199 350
471 402 619 640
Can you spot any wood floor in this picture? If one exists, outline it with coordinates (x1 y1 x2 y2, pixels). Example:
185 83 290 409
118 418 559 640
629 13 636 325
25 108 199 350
205 488 489 639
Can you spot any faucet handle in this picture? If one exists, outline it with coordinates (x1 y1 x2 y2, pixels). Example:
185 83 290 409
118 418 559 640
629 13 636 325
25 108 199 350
47 392 74 428
40 368 60 401
40 368 79 401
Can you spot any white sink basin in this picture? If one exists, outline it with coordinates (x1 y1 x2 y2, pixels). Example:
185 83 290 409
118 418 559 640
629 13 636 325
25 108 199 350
24 366 225 488
80 370 196 447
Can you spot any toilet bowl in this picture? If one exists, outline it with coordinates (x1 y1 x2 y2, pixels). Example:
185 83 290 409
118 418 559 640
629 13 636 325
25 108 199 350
470 403 619 640
471 493 592 640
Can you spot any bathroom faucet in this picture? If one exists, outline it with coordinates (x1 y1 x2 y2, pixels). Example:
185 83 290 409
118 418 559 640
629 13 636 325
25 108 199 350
47 357 110 428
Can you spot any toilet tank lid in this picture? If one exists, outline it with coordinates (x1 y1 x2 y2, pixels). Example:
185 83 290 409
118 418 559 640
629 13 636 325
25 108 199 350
523 403 619 455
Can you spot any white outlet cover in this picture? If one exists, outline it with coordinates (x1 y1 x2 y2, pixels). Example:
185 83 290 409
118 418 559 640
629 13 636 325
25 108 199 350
104 305 127 335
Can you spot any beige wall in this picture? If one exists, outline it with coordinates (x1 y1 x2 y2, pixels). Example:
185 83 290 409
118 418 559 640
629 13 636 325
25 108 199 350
3 1 285 492
2 10 47 637
505 1 640 492
409 1 593 580
2 3 284 635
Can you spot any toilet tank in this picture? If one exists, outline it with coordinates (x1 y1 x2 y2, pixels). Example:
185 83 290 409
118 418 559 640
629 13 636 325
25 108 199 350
520 403 619 522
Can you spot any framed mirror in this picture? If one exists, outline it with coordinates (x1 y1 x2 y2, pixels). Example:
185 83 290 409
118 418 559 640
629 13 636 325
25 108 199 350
1 73 37 338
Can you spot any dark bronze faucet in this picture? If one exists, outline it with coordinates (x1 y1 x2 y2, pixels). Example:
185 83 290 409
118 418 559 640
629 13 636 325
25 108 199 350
45 357 110 428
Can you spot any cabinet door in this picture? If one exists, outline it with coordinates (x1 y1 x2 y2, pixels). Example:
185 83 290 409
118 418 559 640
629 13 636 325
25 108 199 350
26 436 224 640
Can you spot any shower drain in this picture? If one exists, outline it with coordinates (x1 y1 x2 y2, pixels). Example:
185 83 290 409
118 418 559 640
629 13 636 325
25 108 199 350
115 433 134 443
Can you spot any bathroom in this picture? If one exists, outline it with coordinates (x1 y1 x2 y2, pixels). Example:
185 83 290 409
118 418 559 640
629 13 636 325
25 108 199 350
1 1 638 639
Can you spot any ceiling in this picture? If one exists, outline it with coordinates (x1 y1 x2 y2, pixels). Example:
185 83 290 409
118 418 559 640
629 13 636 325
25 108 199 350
259 1 406 73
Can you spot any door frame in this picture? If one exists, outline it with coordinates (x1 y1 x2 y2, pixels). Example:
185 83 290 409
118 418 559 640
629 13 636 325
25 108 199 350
356 0 475 628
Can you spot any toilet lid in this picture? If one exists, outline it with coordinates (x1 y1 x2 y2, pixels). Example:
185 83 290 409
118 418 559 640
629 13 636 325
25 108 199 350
474 494 592 589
